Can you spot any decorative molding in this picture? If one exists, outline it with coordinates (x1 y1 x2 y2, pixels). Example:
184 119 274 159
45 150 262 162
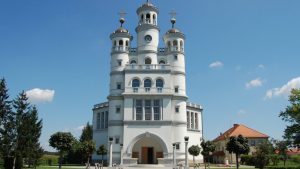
135 24 160 32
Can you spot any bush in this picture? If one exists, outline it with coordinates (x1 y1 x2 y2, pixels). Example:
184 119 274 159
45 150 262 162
265 166 300 169
290 155 300 164
39 154 59 166
241 154 255 165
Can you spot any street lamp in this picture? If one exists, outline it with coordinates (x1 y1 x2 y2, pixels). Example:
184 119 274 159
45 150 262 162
172 143 177 169
120 143 123 166
184 136 189 169
108 137 113 167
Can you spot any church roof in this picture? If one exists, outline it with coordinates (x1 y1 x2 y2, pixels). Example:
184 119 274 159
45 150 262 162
166 28 181 34
114 27 129 33
137 2 159 14
213 124 269 142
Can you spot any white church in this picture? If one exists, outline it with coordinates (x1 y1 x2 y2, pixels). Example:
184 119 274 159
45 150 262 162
92 1 203 166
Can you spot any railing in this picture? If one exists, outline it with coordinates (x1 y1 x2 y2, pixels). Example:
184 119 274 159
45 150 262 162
125 64 171 70
186 102 202 109
126 87 179 94
94 102 109 109
111 46 129 52
166 46 184 52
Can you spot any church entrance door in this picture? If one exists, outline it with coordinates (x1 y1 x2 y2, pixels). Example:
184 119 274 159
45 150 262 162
141 147 154 164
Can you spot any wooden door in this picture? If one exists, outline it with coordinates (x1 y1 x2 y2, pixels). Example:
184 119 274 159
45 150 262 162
141 147 148 164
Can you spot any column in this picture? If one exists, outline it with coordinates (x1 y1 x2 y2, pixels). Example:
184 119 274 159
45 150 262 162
120 144 123 166
108 138 113 167
184 136 189 169
173 143 176 169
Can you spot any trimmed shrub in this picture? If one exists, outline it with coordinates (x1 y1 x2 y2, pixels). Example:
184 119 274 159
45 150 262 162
39 154 59 166
290 155 300 164
241 154 255 165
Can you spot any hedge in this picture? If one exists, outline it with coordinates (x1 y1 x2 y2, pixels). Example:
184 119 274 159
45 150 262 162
265 166 300 169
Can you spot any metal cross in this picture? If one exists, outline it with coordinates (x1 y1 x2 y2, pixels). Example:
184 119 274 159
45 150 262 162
169 10 177 19
118 11 127 18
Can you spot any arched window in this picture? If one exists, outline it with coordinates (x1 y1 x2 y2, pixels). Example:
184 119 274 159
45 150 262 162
156 79 164 88
145 58 152 64
113 40 116 46
167 41 171 48
144 79 152 88
119 40 123 46
126 40 129 47
173 40 177 46
141 14 144 20
153 14 156 20
180 40 183 48
146 13 151 19
159 60 165 64
132 79 140 87
130 60 137 64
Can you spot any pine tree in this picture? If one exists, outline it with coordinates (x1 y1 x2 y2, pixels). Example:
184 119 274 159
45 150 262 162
13 91 32 169
80 122 93 142
0 78 16 169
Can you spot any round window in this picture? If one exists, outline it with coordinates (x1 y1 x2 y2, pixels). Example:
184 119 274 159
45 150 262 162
144 35 152 42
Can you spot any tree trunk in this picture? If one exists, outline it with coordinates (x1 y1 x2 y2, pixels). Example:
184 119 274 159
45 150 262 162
13 156 16 169
236 154 239 169
204 156 206 169
101 155 103 165
193 155 195 164
59 153 62 169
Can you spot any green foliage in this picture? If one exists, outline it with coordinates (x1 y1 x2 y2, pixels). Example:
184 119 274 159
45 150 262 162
241 155 255 165
188 145 201 164
0 79 43 169
78 140 96 166
265 166 300 169
49 132 75 169
275 140 289 166
253 141 274 169
279 88 300 147
290 155 300 164
39 154 59 166
269 154 280 166
200 139 215 168
226 135 250 169
79 122 93 143
96 145 108 164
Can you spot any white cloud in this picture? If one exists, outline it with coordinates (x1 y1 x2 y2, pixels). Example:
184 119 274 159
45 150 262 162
246 78 263 89
237 109 247 116
258 64 265 69
265 76 300 99
209 61 223 68
25 88 55 103
75 125 85 131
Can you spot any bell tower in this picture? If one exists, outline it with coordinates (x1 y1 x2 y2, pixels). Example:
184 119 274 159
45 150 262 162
135 1 160 64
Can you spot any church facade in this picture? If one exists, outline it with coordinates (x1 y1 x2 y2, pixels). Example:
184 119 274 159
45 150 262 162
92 1 203 166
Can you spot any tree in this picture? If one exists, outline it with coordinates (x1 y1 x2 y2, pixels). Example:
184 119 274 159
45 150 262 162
13 91 33 169
275 140 288 166
188 145 201 165
226 135 250 169
279 88 300 147
201 140 215 169
80 122 93 142
253 141 274 169
0 78 16 169
79 140 96 168
49 132 75 169
96 145 107 165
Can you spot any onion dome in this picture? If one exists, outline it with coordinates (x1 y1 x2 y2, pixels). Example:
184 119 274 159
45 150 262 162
137 1 159 14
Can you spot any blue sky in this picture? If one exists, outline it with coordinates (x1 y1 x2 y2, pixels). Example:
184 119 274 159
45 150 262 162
1 0 300 151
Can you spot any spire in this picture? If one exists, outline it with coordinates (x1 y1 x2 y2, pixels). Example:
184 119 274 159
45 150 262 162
169 10 177 28
118 11 127 27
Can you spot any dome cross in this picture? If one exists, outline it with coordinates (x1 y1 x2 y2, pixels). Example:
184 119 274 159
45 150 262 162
118 11 127 27
169 10 177 28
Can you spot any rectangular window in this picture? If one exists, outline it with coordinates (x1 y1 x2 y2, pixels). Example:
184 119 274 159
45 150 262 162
105 111 108 128
136 100 143 120
101 112 105 129
195 113 198 130
117 60 122 66
115 137 120 144
154 100 160 120
117 83 121 89
176 143 180 150
175 86 179 93
174 54 178 60
187 111 190 129
175 106 179 113
116 106 121 113
145 100 152 120
96 113 100 129
191 112 194 129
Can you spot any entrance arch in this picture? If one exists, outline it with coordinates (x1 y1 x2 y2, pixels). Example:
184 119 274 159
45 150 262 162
126 132 168 164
